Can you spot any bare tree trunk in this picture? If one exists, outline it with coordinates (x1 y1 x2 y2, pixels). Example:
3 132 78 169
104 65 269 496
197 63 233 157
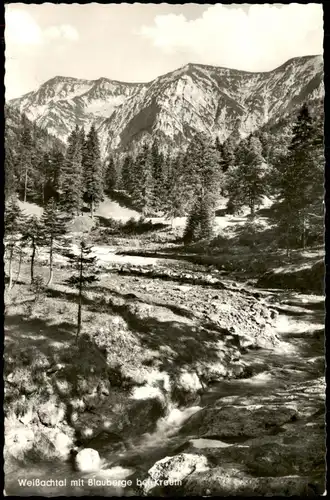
301 210 306 250
47 240 54 286
76 244 83 342
90 200 94 219
13 246 23 288
8 246 14 291
24 167 28 203
31 238 36 284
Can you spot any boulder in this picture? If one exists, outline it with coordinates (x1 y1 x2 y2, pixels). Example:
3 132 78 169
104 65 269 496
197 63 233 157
37 399 65 427
75 448 101 472
178 467 322 496
142 453 209 494
180 405 298 439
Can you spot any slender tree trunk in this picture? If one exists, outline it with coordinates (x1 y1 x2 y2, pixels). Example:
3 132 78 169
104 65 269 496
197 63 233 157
76 244 83 342
8 246 14 291
90 200 94 219
24 167 28 203
47 239 54 286
301 210 306 250
13 246 24 288
31 238 36 284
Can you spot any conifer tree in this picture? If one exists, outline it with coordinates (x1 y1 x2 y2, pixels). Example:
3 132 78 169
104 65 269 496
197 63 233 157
24 215 43 284
104 155 117 193
151 141 165 212
121 154 134 194
82 124 104 218
5 196 26 290
183 133 222 241
272 103 324 250
40 199 70 286
226 135 266 216
20 114 34 203
63 240 99 341
61 125 84 216
131 143 154 215
164 152 186 226
5 146 17 199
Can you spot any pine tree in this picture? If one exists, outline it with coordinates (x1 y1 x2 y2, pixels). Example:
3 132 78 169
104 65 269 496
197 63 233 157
226 136 266 216
23 215 43 284
20 114 34 203
272 103 324 250
5 196 26 290
104 155 117 193
183 133 222 242
221 137 236 173
121 154 134 194
151 141 165 212
82 124 104 218
164 152 186 226
63 240 99 341
131 143 154 216
5 146 17 199
61 125 84 216
40 199 70 286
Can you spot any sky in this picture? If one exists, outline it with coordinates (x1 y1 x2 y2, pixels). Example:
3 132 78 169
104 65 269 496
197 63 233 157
5 3 323 100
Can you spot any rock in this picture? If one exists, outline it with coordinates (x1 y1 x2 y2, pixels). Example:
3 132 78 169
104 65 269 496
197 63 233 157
85 430 125 454
180 405 298 439
178 467 321 497
37 399 65 427
143 453 209 494
75 448 101 472
5 424 35 460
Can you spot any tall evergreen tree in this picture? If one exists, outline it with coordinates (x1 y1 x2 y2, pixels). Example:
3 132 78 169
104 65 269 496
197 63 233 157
164 152 186 225
5 196 26 290
226 135 266 216
24 215 43 284
272 103 324 250
151 141 165 212
20 114 34 203
82 124 104 218
63 240 99 341
183 133 222 242
104 155 117 193
131 143 154 216
61 125 84 216
121 154 134 194
40 199 70 286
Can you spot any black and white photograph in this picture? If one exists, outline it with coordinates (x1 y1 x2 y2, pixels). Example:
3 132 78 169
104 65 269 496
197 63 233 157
4 2 325 496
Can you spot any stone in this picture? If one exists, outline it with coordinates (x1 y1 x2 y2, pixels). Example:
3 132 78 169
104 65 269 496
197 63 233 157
75 448 101 472
37 400 65 427
180 405 298 439
180 467 320 497
143 453 209 494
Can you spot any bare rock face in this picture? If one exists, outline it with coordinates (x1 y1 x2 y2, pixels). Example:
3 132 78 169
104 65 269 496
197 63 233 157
9 55 323 156
75 448 101 472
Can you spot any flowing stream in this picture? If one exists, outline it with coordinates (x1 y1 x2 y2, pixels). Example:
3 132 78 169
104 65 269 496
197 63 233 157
5 288 324 497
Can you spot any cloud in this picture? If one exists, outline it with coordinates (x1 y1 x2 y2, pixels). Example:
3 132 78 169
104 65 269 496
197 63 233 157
44 24 79 41
5 7 79 47
139 4 323 71
5 8 42 45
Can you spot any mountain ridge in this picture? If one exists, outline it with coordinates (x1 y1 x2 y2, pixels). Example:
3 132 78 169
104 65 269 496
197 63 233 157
8 54 324 156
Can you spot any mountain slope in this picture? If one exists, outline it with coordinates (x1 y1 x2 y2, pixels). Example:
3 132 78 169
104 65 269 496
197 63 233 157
8 55 323 156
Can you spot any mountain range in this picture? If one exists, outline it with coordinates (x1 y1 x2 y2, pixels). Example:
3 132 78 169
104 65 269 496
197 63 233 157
8 55 324 157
